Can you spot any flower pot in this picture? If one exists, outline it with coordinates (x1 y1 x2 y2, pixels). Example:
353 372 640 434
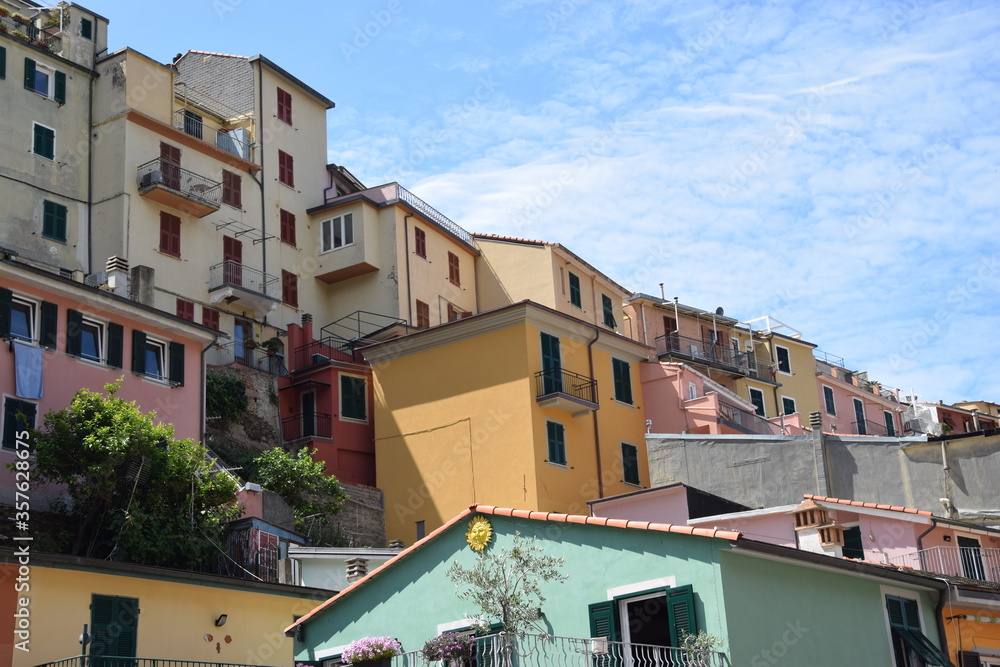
351 659 392 667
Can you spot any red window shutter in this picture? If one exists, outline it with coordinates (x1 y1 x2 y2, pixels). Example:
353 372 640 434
176 298 194 321
222 170 241 208
280 209 296 246
448 252 460 285
277 88 292 124
416 300 430 328
159 212 181 257
278 150 294 187
282 270 298 307
202 307 220 330
415 228 426 258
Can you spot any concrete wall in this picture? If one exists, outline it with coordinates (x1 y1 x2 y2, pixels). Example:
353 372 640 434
647 431 1000 519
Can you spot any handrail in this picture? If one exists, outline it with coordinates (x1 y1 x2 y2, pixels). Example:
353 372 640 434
535 367 598 405
136 158 222 208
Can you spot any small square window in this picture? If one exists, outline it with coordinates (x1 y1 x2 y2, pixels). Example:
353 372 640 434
42 200 67 241
320 214 353 252
546 421 566 466
414 228 426 258
33 123 55 160
781 396 797 416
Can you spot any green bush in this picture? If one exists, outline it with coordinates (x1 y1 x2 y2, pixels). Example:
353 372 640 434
206 372 248 424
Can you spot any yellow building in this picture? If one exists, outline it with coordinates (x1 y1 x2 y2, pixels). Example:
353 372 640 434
474 234 629 331
0 550 331 667
744 319 821 421
364 301 652 544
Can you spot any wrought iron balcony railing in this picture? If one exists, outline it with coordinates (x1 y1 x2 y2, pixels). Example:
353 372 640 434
535 368 598 406
136 158 222 209
654 333 772 378
208 260 281 299
851 419 895 437
292 337 363 370
174 110 253 160
885 546 1000 583
396 184 475 248
281 412 332 442
206 340 287 376
718 402 784 436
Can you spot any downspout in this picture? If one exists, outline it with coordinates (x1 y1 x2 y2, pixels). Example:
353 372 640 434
932 576 954 663
257 62 268 291
941 440 955 519
403 214 413 325
587 324 604 497
86 44 98 275
200 334 222 443
640 301 648 346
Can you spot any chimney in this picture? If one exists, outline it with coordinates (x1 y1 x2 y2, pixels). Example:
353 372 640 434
345 557 369 584
301 313 314 342
105 256 130 297
130 265 156 305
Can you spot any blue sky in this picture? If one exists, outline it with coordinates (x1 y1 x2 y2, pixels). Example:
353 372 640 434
92 0 1000 405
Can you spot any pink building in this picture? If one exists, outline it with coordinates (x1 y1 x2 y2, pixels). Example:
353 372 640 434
905 401 1000 437
0 260 217 508
815 354 904 436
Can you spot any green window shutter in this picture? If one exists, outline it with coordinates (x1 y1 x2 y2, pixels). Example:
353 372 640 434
540 332 562 394
39 301 57 349
666 584 697 648
1 46 7 79
613 359 632 404
588 600 620 641
547 421 566 465
23 57 35 90
131 330 146 374
54 70 66 104
35 126 55 161
903 597 921 629
621 443 639 485
107 323 124 368
91 595 139 660
886 596 905 627
0 288 11 338
569 272 581 307
43 201 66 238
81 18 93 39
340 375 366 420
65 309 82 357
168 341 184 386
3 399 36 450
602 294 616 327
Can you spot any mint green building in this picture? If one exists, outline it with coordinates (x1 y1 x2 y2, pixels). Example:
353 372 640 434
289 505 954 666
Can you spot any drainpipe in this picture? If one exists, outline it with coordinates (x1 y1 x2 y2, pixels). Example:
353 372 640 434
941 440 955 519
587 323 604 497
86 46 97 275
257 62 267 289
403 214 413 325
640 301 648 346
932 577 954 663
200 333 222 443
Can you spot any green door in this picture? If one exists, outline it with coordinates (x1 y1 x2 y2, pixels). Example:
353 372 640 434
540 333 562 394
91 595 138 667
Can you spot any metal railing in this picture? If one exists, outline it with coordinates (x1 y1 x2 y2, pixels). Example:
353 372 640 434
851 419 895 437
34 659 272 667
293 337 363 370
281 412 332 441
886 546 1000 583
535 368 598 405
392 632 727 667
396 184 475 248
1 15 59 48
718 402 783 436
136 159 222 209
208 260 281 299
654 333 772 378
206 341 287 376
174 110 253 160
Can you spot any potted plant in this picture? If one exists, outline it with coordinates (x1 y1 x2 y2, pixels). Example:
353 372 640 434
243 338 259 350
340 636 401 667
31 38 49 50
11 12 31 25
10 29 28 41
261 337 282 356
0 6 9 17
422 632 474 666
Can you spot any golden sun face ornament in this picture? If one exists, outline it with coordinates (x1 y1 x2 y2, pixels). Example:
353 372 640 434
466 515 493 551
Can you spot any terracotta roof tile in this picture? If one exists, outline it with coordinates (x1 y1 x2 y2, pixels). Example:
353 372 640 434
804 494 933 517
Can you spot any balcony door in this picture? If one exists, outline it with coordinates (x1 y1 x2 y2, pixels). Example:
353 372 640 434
958 535 985 580
90 595 138 667
234 318 252 365
663 316 679 352
540 333 562 394
159 142 181 190
853 398 867 435
224 235 243 287
301 391 316 438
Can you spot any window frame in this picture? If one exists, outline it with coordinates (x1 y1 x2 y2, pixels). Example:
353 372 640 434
775 345 791 374
277 87 292 125
687 382 698 401
320 213 354 253
546 420 567 466
281 269 298 307
414 227 426 258
448 251 461 286
884 410 896 437
612 358 633 405
415 300 430 329
853 397 866 434
339 373 368 423
80 17 93 40
25 59 54 98
621 441 640 486
748 387 766 417
75 315 106 363
42 199 67 241
222 169 241 208
781 395 797 416
568 272 582 308
33 122 56 160
602 294 616 328
279 208 296 246
278 149 294 187
176 298 194 321
202 307 220 331
158 211 181 258
823 385 836 415
9 295 38 343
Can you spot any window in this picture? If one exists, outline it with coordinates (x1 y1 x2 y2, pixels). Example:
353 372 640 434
278 150 294 187
589 585 696 657
415 300 430 329
320 213 353 252
448 252 460 286
222 169 241 208
80 17 93 39
884 411 896 437
280 209 296 246
202 307 220 331
612 358 633 404
24 59 55 99
540 332 562 394
781 396 797 416
277 87 292 124
622 442 640 485
749 387 766 417
885 594 952 667
602 294 616 328
159 212 181 258
282 270 298 307
7 295 37 342
1 46 6 79
183 110 203 140
775 345 791 374
823 385 836 415
854 398 866 435
2 398 37 451
176 298 194 321
91 595 139 663
131 331 184 385
447 304 462 322
415 520 425 541
546 420 566 465
340 374 367 421
569 272 581 308
414 227 426 258
842 526 864 559
66 311 105 363
688 382 698 401
42 200 67 241
33 123 55 160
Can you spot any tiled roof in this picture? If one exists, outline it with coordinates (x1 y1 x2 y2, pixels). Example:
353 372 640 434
285 504 741 633
174 50 255 115
805 494 934 517
473 233 553 246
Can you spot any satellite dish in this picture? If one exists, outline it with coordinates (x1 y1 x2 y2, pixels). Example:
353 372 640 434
715 307 724 316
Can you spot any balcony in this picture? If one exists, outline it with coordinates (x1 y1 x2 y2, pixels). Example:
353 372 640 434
37 659 284 667
208 260 280 315
206 341 287 376
293 337 363 370
1 15 60 50
281 412 332 442
852 419 896 437
535 368 598 416
718 402 786 436
886 546 1000 584
174 109 253 160
655 333 772 379
136 158 222 218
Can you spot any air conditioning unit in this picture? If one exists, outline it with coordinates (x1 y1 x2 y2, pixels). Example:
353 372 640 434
905 420 922 431
139 169 163 188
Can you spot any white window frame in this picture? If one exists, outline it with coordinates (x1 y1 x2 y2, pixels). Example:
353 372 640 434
748 387 766 417
30 62 54 98
853 397 866 428
142 337 167 382
688 382 698 401
781 395 797 416
9 295 38 344
545 419 567 467
32 121 56 160
775 345 791 374
77 315 107 364
883 410 896 436
339 372 368 423
320 213 354 253
823 385 836 415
